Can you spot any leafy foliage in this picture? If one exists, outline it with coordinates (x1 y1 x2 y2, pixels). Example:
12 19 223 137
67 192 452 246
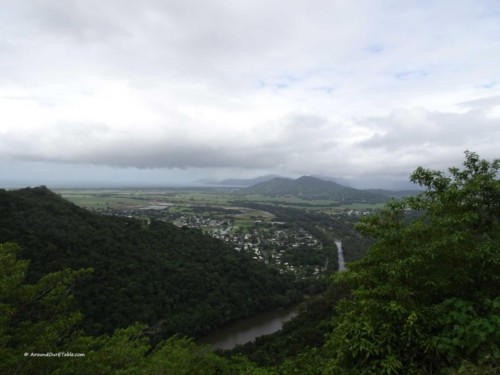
324 151 500 374
0 243 90 374
0 244 270 374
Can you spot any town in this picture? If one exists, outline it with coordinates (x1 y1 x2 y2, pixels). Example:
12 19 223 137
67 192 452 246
105 204 334 277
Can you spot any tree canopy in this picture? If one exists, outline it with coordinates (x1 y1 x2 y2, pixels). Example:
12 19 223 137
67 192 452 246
324 151 499 374
0 187 302 338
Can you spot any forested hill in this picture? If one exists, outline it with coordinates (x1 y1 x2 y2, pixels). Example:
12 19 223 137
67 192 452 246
242 175 390 203
1 152 498 374
0 186 301 337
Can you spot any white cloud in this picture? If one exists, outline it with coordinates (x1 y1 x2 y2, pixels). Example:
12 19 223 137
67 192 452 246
0 0 499 187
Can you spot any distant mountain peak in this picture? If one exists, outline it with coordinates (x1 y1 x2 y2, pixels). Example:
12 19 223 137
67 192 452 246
241 175 388 203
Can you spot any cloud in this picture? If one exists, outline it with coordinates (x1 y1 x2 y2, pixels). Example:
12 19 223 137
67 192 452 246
0 0 500 186
457 95 500 110
360 107 500 152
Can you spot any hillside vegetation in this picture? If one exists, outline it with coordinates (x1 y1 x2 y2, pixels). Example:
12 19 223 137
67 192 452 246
1 151 498 374
0 187 302 338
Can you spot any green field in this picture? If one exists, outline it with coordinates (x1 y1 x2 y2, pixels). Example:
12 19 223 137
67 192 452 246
55 188 385 217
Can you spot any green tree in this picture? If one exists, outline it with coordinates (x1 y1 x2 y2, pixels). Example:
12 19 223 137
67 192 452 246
0 242 268 374
0 242 91 375
325 151 500 374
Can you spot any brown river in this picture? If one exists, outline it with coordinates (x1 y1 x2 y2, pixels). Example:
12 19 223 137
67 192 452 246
196 305 298 350
197 240 344 350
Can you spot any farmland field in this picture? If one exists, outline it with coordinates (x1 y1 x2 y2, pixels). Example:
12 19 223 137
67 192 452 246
55 187 382 213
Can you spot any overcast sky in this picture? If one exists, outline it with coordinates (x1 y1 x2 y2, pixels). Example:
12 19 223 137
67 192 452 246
1 0 499 188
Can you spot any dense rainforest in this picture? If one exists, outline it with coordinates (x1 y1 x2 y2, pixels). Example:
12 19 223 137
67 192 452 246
1 151 499 374
0 187 303 338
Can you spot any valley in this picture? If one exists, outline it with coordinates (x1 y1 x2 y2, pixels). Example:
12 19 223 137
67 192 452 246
1 154 498 374
54 182 384 277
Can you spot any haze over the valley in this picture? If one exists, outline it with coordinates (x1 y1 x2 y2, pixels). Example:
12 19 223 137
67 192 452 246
1 0 499 189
